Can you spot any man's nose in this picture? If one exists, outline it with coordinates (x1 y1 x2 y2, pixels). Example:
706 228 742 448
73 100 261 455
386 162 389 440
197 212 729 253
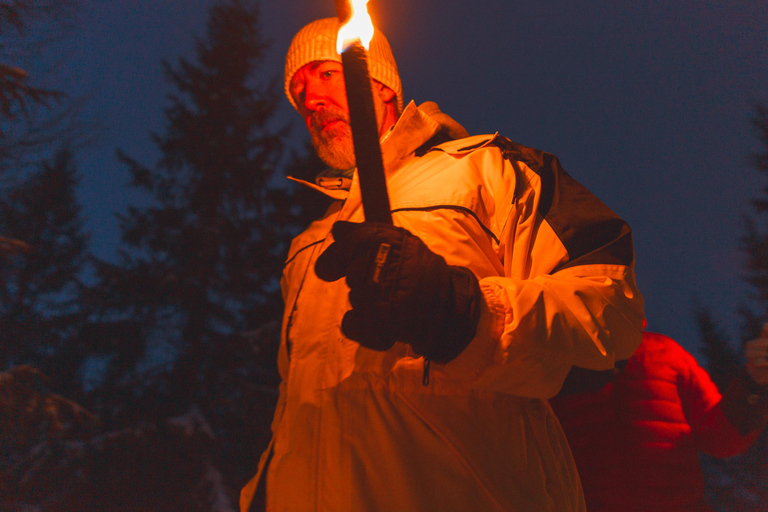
303 81 327 111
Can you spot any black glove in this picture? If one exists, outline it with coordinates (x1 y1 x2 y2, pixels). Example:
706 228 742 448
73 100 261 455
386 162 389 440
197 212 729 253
314 221 482 363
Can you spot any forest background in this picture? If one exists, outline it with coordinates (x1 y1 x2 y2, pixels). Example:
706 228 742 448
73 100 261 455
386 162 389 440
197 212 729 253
1 1 767 510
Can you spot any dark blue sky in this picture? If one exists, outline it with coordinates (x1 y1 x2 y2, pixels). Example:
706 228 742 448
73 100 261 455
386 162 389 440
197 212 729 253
62 0 767 358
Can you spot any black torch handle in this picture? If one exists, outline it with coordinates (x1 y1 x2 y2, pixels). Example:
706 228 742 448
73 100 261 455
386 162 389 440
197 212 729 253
341 43 393 225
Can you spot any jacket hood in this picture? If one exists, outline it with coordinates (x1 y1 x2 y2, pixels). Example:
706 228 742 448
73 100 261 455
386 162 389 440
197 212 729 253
416 101 469 140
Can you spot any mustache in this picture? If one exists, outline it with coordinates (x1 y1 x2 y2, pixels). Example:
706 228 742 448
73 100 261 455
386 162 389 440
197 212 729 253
310 107 350 131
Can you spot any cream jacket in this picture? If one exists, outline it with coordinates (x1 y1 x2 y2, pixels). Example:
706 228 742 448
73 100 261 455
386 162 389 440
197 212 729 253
241 101 644 512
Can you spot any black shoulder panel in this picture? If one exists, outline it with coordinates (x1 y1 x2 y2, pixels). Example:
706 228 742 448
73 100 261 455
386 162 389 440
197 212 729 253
490 137 634 272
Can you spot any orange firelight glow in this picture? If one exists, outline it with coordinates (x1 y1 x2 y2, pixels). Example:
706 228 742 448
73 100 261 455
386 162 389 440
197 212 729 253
336 0 374 53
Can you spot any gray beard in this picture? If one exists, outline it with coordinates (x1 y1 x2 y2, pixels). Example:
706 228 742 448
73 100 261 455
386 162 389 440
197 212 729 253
309 106 357 171
311 123 355 171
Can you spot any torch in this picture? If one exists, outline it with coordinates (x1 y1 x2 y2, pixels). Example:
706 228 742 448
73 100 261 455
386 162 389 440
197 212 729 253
335 0 393 225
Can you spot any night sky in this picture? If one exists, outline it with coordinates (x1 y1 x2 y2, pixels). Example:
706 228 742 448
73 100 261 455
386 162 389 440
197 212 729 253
60 0 767 359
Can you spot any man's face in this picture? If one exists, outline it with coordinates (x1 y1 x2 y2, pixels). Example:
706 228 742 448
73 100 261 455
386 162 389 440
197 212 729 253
290 60 396 171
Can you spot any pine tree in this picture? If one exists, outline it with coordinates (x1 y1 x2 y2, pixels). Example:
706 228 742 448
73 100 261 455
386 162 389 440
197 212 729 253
0 0 69 121
0 149 97 511
0 149 89 383
693 306 741 391
698 104 768 511
0 0 85 365
741 104 768 327
86 0 305 506
0 0 78 177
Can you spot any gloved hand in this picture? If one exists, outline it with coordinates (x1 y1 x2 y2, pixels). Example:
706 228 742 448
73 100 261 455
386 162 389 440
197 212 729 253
315 221 482 363
746 324 768 386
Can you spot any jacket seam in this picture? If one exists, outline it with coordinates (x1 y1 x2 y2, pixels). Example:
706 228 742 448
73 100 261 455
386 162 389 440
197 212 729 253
391 205 500 245
283 239 324 268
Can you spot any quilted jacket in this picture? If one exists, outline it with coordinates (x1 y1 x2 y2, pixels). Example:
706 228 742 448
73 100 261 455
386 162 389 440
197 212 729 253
550 331 763 512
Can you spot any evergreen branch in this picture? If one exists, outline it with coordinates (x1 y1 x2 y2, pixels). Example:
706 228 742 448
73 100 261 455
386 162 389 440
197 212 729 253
0 63 64 121
0 235 31 255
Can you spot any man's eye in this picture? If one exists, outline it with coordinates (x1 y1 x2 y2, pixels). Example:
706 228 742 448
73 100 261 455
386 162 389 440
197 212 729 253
321 70 335 79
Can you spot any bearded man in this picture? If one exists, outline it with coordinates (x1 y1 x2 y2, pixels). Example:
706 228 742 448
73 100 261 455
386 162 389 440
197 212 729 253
241 17 644 512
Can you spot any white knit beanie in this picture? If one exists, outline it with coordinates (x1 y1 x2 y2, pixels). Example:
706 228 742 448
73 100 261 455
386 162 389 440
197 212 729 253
284 17 403 113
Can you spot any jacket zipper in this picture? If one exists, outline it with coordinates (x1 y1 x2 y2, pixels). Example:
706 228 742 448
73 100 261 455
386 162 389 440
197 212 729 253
422 358 431 386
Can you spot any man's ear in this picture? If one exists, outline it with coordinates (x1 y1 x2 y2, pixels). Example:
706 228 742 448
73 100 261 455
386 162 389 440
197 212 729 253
373 81 396 104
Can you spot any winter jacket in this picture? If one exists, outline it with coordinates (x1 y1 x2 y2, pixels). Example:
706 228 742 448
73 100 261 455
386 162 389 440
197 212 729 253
549 331 766 512
240 101 645 512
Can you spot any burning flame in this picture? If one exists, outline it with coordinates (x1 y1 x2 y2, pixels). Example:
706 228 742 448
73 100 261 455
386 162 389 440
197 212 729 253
337 0 374 52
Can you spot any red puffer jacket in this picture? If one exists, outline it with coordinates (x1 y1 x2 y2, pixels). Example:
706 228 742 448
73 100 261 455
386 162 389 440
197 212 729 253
549 331 761 512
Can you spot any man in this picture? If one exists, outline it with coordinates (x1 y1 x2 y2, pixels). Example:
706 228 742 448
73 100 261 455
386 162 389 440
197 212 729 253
549 325 768 512
241 17 644 512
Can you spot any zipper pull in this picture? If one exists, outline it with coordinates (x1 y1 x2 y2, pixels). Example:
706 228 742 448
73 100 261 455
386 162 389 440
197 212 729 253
422 358 431 386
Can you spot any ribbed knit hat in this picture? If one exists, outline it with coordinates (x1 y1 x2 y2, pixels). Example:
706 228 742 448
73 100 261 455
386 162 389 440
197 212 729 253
284 17 403 113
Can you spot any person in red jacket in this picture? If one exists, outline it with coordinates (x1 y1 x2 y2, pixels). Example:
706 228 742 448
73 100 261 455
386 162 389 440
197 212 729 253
549 325 768 512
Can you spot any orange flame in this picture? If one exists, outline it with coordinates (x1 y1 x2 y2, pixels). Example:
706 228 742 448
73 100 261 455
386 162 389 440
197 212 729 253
337 0 374 52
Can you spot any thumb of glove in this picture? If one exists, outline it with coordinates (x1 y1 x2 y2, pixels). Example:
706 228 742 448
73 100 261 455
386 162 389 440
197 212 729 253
341 309 396 352
315 242 345 282
314 221 359 282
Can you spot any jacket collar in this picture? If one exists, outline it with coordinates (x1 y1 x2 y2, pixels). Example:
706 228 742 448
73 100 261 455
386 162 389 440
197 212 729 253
290 101 458 198
379 100 442 173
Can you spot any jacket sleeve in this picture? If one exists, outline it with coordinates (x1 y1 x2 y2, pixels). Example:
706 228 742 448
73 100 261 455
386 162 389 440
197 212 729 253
435 139 644 398
691 366 768 457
